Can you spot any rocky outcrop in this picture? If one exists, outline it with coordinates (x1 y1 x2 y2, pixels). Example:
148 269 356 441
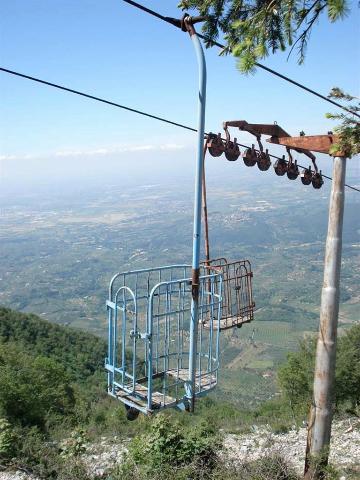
223 417 360 476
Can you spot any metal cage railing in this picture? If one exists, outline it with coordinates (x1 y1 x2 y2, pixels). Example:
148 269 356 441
105 265 222 415
202 258 255 330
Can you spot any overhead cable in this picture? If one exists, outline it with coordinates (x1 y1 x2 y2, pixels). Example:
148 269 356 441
121 0 360 120
0 66 359 193
0 67 196 133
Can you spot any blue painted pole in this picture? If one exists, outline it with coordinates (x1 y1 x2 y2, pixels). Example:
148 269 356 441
186 19 207 412
147 289 155 411
107 306 113 391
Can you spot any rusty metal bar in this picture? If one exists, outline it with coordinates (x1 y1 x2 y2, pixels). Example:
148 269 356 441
267 134 342 156
202 142 210 266
304 156 347 478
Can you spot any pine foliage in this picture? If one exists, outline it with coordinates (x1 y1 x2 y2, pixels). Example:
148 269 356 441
326 88 360 157
179 0 351 72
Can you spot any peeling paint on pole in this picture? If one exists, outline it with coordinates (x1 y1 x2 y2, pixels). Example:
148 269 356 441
304 156 347 479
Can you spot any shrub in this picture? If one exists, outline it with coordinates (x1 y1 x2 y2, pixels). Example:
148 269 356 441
277 338 315 416
272 422 290 435
13 427 92 480
118 415 221 478
112 453 301 480
306 451 341 480
60 428 87 458
335 324 360 409
238 454 300 479
0 417 15 462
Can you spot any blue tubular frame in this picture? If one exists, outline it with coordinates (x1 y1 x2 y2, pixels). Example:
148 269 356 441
147 283 156 410
114 286 137 390
105 264 221 415
188 24 207 412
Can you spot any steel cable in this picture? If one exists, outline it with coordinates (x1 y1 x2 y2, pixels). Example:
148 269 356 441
1 66 359 192
121 0 360 120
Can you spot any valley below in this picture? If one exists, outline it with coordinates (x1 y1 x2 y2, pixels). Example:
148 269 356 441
1 170 359 407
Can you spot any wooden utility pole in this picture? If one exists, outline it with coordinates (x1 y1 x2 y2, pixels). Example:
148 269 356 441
304 155 347 478
268 134 347 478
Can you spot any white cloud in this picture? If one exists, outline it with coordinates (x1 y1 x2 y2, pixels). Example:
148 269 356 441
159 144 185 151
0 153 38 161
55 143 186 158
0 143 187 162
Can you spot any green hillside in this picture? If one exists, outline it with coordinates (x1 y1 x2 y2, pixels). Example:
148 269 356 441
0 307 358 479
0 306 106 381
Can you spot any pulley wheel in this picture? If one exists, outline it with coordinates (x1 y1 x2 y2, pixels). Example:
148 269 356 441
243 149 257 167
225 144 240 161
125 404 140 421
274 160 287 176
257 153 271 171
258 162 271 171
208 146 223 157
208 136 224 157
301 169 312 185
287 165 299 180
312 173 324 189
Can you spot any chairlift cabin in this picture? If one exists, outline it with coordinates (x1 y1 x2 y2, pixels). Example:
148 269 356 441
105 265 223 416
105 258 255 417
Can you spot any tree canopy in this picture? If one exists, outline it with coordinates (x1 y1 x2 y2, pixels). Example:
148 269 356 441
179 1 359 156
179 0 350 72
326 88 360 157
0 343 75 427
0 307 106 381
278 323 360 415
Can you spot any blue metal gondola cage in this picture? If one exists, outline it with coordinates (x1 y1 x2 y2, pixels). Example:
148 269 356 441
105 265 222 415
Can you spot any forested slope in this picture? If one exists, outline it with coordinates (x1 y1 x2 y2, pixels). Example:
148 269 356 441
0 306 106 380
0 307 358 479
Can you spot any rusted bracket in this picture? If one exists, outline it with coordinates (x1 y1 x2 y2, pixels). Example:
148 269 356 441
267 134 344 157
223 120 290 139
191 268 200 300
223 120 316 162
166 13 206 35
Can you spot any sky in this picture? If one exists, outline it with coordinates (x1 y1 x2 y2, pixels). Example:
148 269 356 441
0 0 359 188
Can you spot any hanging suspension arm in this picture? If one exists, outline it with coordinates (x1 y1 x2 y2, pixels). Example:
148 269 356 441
202 142 210 266
223 120 317 165
183 14 207 413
